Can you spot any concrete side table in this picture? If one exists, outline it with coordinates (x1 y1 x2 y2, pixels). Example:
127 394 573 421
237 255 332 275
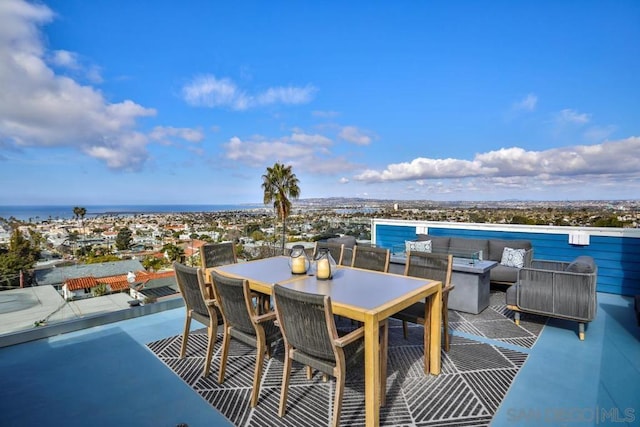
447 259 498 314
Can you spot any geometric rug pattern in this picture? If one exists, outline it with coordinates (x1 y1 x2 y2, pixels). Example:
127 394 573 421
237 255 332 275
148 302 532 427
447 289 547 349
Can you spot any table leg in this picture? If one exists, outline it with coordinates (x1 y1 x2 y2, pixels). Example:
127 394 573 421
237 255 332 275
423 298 431 374
428 286 442 374
364 314 380 427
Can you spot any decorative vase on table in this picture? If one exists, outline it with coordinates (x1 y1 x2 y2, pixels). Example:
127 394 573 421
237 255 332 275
289 245 310 275
315 248 337 280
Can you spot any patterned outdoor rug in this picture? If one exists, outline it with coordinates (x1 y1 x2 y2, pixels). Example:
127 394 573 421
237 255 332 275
446 289 547 349
148 318 528 427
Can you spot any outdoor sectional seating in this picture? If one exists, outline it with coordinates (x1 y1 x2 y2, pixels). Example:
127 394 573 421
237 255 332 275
506 256 598 340
412 234 534 286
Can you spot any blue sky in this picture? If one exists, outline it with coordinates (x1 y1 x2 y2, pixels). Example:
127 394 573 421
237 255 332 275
1 0 639 205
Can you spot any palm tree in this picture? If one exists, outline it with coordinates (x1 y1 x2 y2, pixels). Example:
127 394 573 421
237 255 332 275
261 162 301 253
72 206 87 237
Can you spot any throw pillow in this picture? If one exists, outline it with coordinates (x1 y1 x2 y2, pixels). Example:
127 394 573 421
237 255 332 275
501 247 526 268
405 240 432 254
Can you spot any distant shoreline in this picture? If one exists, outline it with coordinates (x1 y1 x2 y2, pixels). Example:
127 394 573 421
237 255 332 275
0 204 266 222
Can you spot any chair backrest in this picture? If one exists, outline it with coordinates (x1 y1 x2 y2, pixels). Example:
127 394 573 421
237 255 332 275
209 269 255 335
200 242 237 269
313 241 344 266
254 245 283 259
173 261 210 319
351 246 390 272
404 251 452 288
273 284 336 361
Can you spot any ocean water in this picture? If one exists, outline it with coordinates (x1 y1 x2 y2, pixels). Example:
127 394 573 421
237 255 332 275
0 204 266 222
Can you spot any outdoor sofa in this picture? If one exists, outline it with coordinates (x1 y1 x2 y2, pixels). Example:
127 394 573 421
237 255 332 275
411 234 534 286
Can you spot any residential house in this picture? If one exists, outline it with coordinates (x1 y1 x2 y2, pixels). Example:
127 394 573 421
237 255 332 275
35 259 144 292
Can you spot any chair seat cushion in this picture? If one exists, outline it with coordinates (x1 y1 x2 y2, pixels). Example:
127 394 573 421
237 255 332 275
491 264 519 283
229 319 281 347
291 331 364 374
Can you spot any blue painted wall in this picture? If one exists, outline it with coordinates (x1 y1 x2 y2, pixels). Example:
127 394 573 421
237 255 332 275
375 223 640 296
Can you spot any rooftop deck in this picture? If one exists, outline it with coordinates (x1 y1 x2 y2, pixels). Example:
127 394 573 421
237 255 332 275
1 289 637 426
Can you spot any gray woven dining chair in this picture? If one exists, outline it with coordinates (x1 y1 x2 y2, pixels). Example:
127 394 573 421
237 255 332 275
313 241 344 266
273 284 385 427
201 241 271 311
173 261 221 377
351 245 390 273
209 269 282 408
392 251 454 351
199 242 237 269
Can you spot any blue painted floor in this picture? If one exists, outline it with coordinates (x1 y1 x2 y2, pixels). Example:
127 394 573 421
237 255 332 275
492 292 640 427
1 292 638 427
0 310 232 427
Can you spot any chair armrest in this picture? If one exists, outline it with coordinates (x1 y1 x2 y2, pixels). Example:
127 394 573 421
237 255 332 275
531 259 570 271
253 311 277 323
334 326 365 347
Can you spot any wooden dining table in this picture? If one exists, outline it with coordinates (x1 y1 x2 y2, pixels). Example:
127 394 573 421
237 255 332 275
208 256 442 427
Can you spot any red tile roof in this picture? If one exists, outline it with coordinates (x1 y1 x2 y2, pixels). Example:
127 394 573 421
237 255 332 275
66 276 98 291
64 270 175 292
135 270 175 283
97 275 131 292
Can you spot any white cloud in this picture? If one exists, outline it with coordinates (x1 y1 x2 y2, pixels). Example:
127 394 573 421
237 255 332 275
339 177 349 184
181 74 316 110
48 50 103 83
181 75 248 109
290 132 332 146
513 93 537 111
256 85 316 105
354 137 640 185
224 135 315 166
339 126 374 145
0 0 155 170
50 50 80 69
222 131 358 174
150 126 205 143
583 125 616 142
556 108 590 125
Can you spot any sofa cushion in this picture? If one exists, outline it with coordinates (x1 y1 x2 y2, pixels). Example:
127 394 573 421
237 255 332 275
501 247 526 268
405 239 432 253
327 235 357 249
489 239 532 262
416 234 450 252
491 264 520 284
566 255 596 273
449 238 489 260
